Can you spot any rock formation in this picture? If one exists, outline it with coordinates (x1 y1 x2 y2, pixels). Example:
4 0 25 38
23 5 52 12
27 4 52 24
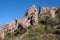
39 7 57 19
23 5 38 27
3 5 39 34
39 7 50 15
49 7 57 19
0 25 5 39
0 5 59 39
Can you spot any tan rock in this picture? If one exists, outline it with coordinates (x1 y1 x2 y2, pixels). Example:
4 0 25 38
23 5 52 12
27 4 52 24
23 5 38 27
39 7 57 19
39 7 50 15
49 7 57 19
0 25 5 39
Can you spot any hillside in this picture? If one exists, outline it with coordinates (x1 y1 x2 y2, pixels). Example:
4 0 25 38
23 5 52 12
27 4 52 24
0 5 60 40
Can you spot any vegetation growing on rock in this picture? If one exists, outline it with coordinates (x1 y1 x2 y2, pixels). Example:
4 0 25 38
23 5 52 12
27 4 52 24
0 5 60 40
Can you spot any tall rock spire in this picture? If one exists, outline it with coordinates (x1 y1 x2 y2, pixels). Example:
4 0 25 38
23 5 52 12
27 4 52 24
23 5 38 27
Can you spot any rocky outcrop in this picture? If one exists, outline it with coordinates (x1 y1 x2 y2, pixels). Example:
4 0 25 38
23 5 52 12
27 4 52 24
0 25 5 39
39 7 57 19
23 5 38 27
3 5 39 34
0 5 59 39
39 7 50 15
49 7 57 19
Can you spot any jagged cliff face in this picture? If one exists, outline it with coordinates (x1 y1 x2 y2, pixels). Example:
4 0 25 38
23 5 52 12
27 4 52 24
3 5 39 34
0 5 60 39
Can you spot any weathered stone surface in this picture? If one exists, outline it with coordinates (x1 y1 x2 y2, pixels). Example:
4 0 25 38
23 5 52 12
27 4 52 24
23 5 38 27
0 5 59 39
2 5 39 34
39 7 50 15
39 7 57 19
49 7 57 19
0 25 5 39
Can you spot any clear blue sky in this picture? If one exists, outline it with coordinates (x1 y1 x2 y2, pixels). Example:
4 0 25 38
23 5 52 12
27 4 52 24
0 0 60 24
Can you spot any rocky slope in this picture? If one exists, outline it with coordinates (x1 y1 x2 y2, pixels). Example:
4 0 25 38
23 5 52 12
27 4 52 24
0 5 60 40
